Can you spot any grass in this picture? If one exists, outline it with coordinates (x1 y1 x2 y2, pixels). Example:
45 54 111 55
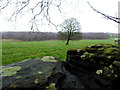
2 39 114 65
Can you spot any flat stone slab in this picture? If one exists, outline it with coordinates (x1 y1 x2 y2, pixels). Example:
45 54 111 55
0 56 59 90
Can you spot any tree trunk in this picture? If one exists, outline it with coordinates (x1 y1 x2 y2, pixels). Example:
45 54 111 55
66 38 70 45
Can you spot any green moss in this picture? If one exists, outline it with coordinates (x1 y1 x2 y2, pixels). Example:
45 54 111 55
104 48 118 54
89 53 95 58
16 76 22 79
96 70 103 74
80 54 86 59
34 79 40 84
81 52 94 60
98 48 104 51
46 83 57 90
115 74 118 78
38 71 43 74
41 56 57 62
109 65 113 69
104 67 109 71
107 56 112 59
113 61 120 67
111 70 114 73
9 84 18 88
108 74 111 77
77 49 82 52
1 66 21 77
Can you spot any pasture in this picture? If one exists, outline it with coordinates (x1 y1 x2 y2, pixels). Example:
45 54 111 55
2 39 114 65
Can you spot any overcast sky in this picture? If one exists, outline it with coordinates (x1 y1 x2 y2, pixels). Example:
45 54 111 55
0 0 119 33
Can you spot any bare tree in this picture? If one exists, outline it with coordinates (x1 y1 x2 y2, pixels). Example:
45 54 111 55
59 18 81 45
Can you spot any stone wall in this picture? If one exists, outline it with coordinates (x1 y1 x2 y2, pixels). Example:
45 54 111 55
65 44 120 89
115 38 120 44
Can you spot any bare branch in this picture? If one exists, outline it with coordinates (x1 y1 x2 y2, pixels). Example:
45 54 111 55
28 0 61 31
0 0 11 10
29 0 53 30
0 0 64 31
9 0 30 21
87 1 120 23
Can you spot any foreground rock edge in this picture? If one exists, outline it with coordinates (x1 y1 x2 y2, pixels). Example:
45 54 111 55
1 56 63 90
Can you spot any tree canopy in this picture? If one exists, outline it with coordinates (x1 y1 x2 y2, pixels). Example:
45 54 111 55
59 18 81 45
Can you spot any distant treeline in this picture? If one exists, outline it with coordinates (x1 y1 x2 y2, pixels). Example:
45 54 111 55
1 32 113 41
2 32 58 41
82 33 110 39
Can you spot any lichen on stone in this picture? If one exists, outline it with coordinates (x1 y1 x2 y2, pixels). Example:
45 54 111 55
80 52 94 60
16 76 22 79
1 66 21 77
38 71 43 74
109 65 113 69
80 54 86 59
107 56 112 59
113 61 120 67
115 74 118 78
46 83 57 90
111 70 114 73
9 84 18 88
41 56 57 62
96 70 103 75
77 49 81 52
98 48 104 51
34 79 40 84
104 67 109 71
88 53 95 58
104 48 119 55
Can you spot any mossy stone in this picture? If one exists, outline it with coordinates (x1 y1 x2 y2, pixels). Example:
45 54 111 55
41 56 57 62
38 71 43 74
96 70 103 75
81 52 94 60
34 79 40 84
104 48 118 54
9 84 18 88
46 83 57 90
1 66 21 77
113 61 120 67
16 76 22 79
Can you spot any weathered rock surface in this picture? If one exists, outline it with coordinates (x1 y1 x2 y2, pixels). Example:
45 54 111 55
1 56 64 90
1 44 120 90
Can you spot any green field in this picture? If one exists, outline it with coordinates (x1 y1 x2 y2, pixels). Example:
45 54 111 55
2 39 114 65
